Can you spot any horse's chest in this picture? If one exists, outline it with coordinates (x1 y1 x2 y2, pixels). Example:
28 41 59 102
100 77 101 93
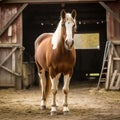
52 51 75 69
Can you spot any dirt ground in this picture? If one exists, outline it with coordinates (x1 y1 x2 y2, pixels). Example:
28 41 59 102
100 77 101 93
0 81 120 120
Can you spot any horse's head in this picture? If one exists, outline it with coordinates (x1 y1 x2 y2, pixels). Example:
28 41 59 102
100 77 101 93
60 9 77 50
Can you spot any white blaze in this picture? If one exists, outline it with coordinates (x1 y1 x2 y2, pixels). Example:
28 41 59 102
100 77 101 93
65 14 74 43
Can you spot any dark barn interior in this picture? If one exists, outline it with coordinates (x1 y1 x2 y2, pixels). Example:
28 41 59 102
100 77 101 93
23 3 107 85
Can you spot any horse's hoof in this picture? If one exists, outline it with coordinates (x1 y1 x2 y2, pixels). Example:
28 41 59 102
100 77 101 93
41 105 46 110
50 111 57 116
63 111 69 115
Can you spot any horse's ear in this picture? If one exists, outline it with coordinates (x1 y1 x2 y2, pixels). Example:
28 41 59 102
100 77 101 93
71 9 77 19
60 9 66 19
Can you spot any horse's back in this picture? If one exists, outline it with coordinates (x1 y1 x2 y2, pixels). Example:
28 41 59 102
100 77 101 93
35 33 53 51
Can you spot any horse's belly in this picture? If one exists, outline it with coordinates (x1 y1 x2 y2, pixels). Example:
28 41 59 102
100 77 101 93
36 46 48 70
54 62 73 74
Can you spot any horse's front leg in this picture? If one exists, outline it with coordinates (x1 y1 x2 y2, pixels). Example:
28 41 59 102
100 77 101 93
50 74 60 115
62 74 71 114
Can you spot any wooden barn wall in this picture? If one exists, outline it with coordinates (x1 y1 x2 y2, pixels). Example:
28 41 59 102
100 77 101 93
105 2 120 90
107 2 120 40
0 4 23 89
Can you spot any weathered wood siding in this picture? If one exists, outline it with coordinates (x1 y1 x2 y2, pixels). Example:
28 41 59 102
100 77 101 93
0 4 23 88
105 2 120 90
107 2 120 40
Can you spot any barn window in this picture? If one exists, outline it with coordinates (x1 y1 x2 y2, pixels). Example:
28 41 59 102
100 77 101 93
74 33 100 49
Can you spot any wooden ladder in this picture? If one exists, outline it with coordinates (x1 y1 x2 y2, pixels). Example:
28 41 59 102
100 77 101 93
97 41 111 89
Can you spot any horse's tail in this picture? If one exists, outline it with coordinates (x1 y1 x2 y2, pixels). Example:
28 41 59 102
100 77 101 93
45 71 51 101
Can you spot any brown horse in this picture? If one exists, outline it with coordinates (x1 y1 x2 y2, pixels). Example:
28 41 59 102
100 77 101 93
34 9 77 115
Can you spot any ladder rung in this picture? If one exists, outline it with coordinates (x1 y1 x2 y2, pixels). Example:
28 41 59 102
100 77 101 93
105 60 108 62
100 79 106 82
102 72 107 75
103 67 107 70
113 57 120 61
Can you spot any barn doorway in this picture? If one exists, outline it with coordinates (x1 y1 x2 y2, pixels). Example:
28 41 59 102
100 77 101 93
23 3 106 86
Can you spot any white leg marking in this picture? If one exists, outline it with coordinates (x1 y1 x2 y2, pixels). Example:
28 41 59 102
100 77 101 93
63 74 71 113
41 100 45 106
50 74 61 113
51 106 57 112
38 69 46 108
38 70 46 94
50 73 61 94
63 106 69 112
63 74 71 93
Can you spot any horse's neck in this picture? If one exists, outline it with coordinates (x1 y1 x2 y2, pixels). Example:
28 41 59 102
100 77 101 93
52 20 63 49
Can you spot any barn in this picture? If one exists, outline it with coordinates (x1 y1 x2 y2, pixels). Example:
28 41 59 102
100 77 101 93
0 0 120 90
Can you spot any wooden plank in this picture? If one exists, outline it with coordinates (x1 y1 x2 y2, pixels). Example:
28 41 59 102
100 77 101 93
0 43 24 48
113 58 120 61
12 7 17 43
115 73 120 89
99 2 120 23
15 50 22 89
110 43 114 78
15 13 23 90
105 54 112 90
1 0 116 4
0 3 28 36
0 7 2 32
12 48 16 85
110 70 117 89
112 45 119 58
0 47 17 66
106 12 114 39
112 40 120 45
8 25 12 37
0 65 21 76
0 84 14 87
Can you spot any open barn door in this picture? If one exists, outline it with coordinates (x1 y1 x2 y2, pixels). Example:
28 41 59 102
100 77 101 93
0 4 26 89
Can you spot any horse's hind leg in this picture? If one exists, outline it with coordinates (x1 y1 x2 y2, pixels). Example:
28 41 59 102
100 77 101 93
38 69 47 110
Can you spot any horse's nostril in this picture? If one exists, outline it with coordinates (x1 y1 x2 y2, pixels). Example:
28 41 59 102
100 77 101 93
65 40 68 46
70 40 74 47
65 40 74 48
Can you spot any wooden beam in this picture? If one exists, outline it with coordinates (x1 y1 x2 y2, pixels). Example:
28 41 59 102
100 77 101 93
0 47 17 66
99 2 120 23
105 53 112 90
0 65 21 76
0 3 28 36
115 74 120 90
110 70 117 89
0 43 24 48
1 0 116 4
112 40 120 45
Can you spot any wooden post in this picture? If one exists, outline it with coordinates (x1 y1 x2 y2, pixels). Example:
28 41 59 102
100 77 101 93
105 44 113 90
110 70 117 89
105 54 112 90
115 74 120 90
15 48 22 90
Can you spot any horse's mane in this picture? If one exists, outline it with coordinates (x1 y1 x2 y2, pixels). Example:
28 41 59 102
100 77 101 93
34 33 53 51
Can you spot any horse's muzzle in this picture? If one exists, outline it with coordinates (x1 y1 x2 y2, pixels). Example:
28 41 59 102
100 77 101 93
65 40 74 49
